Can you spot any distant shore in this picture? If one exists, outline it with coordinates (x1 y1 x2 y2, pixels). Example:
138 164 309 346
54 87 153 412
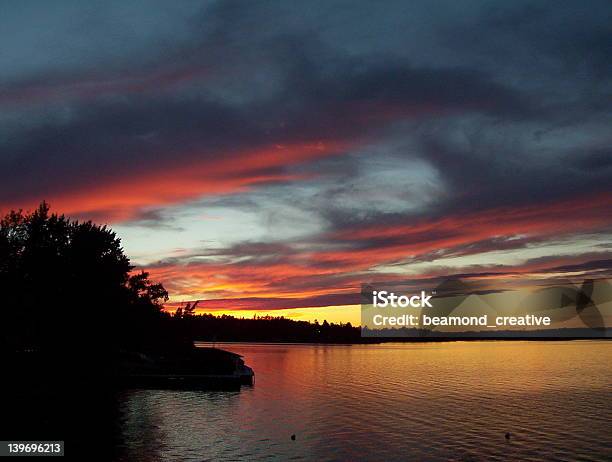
195 328 610 345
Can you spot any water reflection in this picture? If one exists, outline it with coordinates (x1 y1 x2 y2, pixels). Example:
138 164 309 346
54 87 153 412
115 341 612 461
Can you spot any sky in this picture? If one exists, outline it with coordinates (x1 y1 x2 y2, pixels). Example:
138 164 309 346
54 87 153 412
1 0 611 324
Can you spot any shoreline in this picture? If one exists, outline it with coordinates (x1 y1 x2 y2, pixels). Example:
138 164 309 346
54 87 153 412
196 337 611 346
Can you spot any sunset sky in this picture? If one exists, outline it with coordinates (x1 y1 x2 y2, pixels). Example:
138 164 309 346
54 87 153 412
1 1 611 324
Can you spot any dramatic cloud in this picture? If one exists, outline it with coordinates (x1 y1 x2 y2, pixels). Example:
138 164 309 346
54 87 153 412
2 0 610 317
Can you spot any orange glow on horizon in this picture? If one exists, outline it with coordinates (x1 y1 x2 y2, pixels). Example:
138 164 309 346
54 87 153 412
164 304 362 326
145 192 612 321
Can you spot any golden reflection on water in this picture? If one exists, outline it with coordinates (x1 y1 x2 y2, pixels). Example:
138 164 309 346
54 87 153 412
116 341 612 462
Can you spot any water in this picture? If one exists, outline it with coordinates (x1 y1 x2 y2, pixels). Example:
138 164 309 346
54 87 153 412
114 341 612 461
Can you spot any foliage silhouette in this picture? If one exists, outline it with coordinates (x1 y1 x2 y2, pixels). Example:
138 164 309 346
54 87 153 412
0 202 168 353
169 311 360 343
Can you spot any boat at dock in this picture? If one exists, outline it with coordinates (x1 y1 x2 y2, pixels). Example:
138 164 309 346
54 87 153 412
117 347 254 390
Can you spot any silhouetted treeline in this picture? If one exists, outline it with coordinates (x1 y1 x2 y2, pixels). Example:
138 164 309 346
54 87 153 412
0 202 170 354
168 308 361 343
0 203 176 456
0 202 362 351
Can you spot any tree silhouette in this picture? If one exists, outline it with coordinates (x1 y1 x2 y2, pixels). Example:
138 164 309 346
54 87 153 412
0 202 168 352
183 300 198 318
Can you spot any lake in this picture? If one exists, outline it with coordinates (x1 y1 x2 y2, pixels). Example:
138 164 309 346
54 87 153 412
114 341 611 461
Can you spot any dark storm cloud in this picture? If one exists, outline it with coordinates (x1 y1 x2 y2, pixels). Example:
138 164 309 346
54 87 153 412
2 0 579 219
0 53 530 212
570 149 612 171
444 0 612 82
1 97 247 198
2 0 611 312
416 130 610 214
537 257 612 276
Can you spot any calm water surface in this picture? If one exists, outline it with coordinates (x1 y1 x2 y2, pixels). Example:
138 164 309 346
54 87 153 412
115 341 611 461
